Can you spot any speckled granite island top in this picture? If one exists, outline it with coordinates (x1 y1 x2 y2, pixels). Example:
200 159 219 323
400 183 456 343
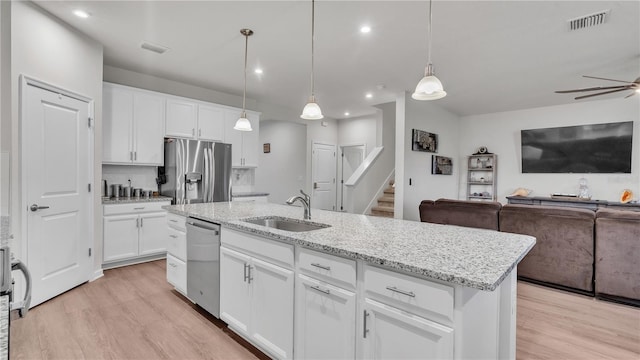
165 202 536 291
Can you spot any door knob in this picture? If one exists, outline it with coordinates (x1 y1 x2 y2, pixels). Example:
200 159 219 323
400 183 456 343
313 182 318 189
30 204 50 212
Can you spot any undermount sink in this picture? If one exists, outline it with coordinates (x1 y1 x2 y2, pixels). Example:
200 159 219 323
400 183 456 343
242 216 330 232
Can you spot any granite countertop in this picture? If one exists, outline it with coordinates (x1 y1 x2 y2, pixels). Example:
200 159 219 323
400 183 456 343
165 202 536 291
232 192 270 198
102 196 173 205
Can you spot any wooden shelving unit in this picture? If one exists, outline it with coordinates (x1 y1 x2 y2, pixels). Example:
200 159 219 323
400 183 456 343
467 154 497 201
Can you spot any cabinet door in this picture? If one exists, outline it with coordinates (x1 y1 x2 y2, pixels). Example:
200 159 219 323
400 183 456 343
103 214 139 262
220 246 252 336
251 257 294 360
166 253 187 294
224 109 243 167
295 274 356 360
362 298 454 360
197 104 225 142
102 84 133 163
241 113 260 167
138 212 168 256
166 98 197 138
133 92 165 165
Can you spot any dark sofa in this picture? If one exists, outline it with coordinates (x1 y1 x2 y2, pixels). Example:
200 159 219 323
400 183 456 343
419 199 640 304
595 208 640 304
419 198 502 230
499 204 595 293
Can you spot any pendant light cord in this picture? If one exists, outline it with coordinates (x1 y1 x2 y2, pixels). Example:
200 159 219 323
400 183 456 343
427 0 433 65
242 32 248 114
310 0 316 99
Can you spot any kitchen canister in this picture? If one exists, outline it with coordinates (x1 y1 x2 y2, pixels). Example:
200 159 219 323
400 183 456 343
123 186 132 199
134 188 142 198
111 184 122 199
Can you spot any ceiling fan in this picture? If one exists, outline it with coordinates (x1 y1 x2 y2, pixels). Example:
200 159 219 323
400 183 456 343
555 75 640 100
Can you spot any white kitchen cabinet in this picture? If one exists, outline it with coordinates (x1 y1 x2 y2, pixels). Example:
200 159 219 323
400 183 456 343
220 229 294 360
166 213 187 294
224 110 260 167
197 103 225 142
103 83 165 165
166 98 225 142
362 298 454 360
165 97 197 138
295 274 356 359
103 202 170 267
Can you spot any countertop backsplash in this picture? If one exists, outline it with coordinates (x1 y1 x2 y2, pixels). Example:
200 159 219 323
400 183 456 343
232 168 255 194
102 165 159 193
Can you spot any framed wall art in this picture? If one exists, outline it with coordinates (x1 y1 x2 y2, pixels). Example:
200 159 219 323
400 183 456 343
432 155 453 175
412 129 438 153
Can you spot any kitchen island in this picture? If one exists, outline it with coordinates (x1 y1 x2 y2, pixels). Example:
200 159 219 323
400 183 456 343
165 202 535 360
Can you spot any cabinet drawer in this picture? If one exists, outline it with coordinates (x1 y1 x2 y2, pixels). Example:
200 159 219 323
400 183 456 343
166 226 186 260
364 265 454 325
167 212 186 231
167 253 187 294
221 228 294 269
297 247 356 290
104 201 170 215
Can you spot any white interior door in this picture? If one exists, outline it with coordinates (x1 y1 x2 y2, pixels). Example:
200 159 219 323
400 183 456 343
23 81 92 307
311 142 336 211
339 145 365 211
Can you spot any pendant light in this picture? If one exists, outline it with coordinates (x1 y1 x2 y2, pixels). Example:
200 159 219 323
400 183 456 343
234 28 254 131
412 0 446 100
301 0 323 119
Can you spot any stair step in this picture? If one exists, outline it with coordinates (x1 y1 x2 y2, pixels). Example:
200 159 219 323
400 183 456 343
378 196 394 203
383 187 395 195
370 209 394 218
378 199 394 207
371 205 394 213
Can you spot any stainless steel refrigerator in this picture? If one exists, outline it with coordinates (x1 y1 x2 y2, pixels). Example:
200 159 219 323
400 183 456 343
159 138 232 204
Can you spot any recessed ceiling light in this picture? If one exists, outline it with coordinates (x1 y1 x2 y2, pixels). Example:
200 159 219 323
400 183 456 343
365 93 373 99
254 68 263 74
344 112 350 116
360 25 371 33
73 9 91 18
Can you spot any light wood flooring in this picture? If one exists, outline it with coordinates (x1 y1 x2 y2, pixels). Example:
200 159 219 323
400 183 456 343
10 260 640 360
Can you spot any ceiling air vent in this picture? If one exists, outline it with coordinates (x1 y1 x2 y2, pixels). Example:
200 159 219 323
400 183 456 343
568 10 609 31
140 41 169 54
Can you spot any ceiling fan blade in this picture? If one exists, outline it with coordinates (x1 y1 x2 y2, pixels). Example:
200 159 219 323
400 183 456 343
582 75 633 84
574 88 629 100
555 85 629 93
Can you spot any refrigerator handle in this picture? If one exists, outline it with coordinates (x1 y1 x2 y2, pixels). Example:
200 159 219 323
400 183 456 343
203 148 210 202
209 147 215 202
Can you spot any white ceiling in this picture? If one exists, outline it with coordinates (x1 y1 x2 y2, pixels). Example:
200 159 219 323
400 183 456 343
34 1 640 119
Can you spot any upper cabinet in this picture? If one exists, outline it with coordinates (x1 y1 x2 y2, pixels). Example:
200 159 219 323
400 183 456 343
224 110 260 168
165 98 225 142
103 83 165 165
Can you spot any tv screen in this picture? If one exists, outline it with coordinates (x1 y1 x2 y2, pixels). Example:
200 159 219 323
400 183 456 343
521 121 633 173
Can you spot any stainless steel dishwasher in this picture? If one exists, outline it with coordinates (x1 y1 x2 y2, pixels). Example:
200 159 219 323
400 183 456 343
186 217 220 318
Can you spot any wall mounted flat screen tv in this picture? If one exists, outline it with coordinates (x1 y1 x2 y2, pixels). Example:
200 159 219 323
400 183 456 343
521 121 633 173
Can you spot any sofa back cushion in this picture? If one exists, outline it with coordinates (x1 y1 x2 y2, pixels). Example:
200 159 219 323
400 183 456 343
594 209 640 301
499 204 595 292
419 198 501 230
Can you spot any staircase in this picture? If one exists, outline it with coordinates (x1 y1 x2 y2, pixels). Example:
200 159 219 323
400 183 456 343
370 180 395 218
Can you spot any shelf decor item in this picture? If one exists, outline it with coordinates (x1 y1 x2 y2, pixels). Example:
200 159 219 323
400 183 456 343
432 155 452 175
412 129 438 152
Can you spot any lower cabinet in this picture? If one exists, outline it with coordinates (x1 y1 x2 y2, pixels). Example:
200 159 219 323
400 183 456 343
294 274 356 359
103 202 170 266
220 244 294 359
362 298 454 359
166 213 187 294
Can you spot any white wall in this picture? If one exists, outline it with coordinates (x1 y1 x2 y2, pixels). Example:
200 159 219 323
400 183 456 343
338 114 378 155
256 120 307 204
459 98 640 203
401 93 461 221
10 1 104 275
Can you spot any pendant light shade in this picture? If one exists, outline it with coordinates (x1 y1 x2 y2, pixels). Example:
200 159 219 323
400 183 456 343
412 0 446 101
235 29 253 131
301 0 323 120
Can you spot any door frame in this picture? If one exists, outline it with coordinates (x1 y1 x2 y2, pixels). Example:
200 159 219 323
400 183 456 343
310 141 337 211
19 75 95 277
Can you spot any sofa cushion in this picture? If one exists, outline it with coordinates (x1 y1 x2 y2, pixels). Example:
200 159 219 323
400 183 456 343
499 204 595 292
595 209 640 301
419 198 501 230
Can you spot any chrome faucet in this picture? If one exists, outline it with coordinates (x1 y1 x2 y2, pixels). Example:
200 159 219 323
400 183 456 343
286 190 311 220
